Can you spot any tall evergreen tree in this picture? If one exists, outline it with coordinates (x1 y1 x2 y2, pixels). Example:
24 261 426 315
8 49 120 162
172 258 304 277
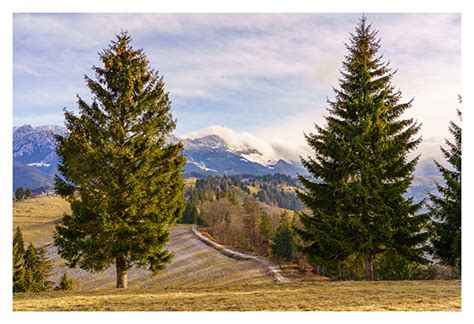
23 244 52 292
53 32 186 288
259 211 274 245
25 188 33 198
13 226 25 256
180 200 198 224
15 187 25 201
272 212 294 261
296 16 428 280
428 100 461 270
13 228 26 292
243 197 260 247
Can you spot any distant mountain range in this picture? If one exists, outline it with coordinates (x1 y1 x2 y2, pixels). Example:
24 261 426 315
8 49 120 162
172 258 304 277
13 124 307 191
12 124 443 202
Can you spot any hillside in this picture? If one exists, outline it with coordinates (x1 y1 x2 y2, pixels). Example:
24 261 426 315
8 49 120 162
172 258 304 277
13 196 274 290
13 196 461 311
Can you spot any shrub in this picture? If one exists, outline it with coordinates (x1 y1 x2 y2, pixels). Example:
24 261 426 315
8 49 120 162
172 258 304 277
58 273 74 291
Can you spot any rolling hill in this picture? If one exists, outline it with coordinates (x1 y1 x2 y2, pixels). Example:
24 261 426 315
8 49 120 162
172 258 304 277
12 196 461 311
13 196 274 291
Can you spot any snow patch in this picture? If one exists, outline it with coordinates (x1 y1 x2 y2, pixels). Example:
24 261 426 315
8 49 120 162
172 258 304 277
190 161 217 172
27 162 51 167
182 125 310 166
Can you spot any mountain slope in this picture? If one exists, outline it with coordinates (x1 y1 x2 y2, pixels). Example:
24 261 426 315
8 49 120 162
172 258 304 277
13 125 307 191
13 196 272 290
12 124 441 196
13 161 54 191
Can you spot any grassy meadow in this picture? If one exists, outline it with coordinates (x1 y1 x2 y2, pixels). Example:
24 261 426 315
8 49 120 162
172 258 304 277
13 280 461 311
13 196 461 311
13 196 71 247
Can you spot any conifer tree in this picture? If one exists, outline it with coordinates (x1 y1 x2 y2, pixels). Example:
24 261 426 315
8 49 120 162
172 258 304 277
23 244 41 292
180 201 198 224
25 188 33 198
296 16 428 280
272 212 294 260
53 32 186 288
428 101 461 270
259 211 274 245
13 228 26 292
58 273 74 291
15 187 25 201
13 226 25 256
243 197 260 246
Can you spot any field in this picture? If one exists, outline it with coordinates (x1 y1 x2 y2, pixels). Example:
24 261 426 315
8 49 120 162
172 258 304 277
13 196 71 247
13 280 461 311
13 196 461 311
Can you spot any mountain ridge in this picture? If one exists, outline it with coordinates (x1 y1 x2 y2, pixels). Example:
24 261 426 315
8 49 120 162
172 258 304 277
12 124 442 197
13 124 307 191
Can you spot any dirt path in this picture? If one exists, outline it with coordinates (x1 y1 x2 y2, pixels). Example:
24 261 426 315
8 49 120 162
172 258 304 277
191 225 289 282
46 224 274 290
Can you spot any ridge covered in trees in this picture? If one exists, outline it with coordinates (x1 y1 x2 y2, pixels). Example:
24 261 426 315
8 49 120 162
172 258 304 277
183 174 304 213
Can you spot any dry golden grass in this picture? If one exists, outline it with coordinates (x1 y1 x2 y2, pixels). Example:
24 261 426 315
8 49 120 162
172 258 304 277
13 196 71 246
13 280 460 311
246 185 259 195
184 177 197 187
281 184 298 193
13 197 273 291
12 197 461 312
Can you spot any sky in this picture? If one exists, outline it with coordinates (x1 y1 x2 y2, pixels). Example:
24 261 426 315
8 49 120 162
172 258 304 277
13 13 461 162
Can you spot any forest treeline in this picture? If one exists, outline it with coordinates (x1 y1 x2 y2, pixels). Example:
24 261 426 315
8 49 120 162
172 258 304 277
184 174 304 212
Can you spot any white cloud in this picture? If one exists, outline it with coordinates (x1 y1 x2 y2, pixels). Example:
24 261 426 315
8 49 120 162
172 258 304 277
13 13 461 156
183 125 312 165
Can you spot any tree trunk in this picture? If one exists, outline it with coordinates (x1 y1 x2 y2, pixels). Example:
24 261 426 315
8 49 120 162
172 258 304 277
364 254 374 281
116 257 128 289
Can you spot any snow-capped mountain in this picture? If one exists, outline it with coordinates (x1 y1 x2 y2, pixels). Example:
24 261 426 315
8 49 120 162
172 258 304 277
182 134 307 177
12 125 307 191
13 125 65 167
12 124 443 196
13 125 67 191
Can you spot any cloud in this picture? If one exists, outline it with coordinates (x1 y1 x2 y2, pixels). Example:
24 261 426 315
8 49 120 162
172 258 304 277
13 13 461 154
183 125 312 165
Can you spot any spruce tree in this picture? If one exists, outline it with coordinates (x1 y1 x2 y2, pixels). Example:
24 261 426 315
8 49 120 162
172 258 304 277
428 101 461 270
23 244 41 292
180 201 198 224
53 32 186 288
15 187 25 201
23 244 52 292
296 16 428 280
13 228 26 292
25 188 33 198
272 212 294 261
58 273 74 291
13 226 25 255
259 211 274 245
243 197 260 247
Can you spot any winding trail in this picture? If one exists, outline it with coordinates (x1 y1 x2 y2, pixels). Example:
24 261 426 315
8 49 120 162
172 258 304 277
46 224 282 290
191 225 290 283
